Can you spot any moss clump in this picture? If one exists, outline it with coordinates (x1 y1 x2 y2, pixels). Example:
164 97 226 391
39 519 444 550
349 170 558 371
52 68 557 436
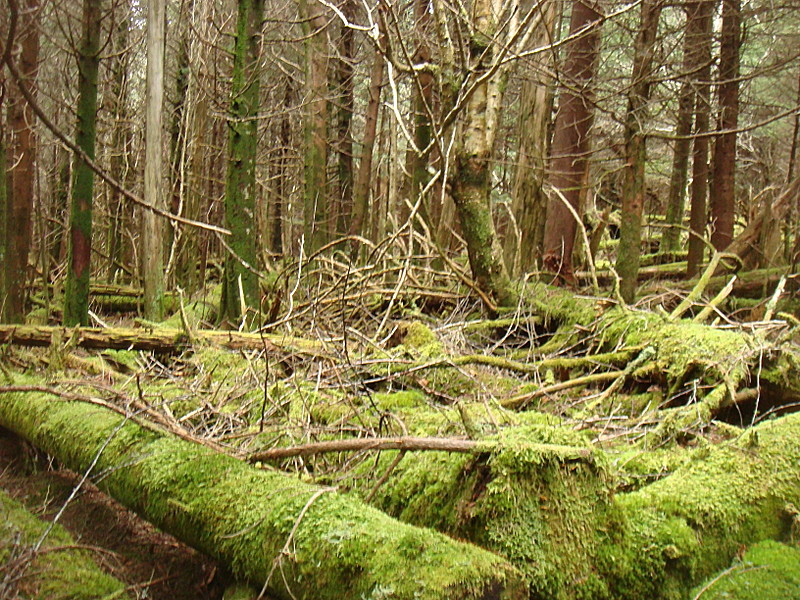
690 540 800 599
0 490 129 599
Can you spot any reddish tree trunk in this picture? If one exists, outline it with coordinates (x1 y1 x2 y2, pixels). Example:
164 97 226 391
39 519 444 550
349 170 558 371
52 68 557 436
709 0 742 250
3 0 40 323
686 0 714 277
542 0 602 284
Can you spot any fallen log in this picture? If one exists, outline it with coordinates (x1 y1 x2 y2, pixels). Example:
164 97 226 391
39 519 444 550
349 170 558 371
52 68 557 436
343 414 800 599
0 324 328 355
0 381 526 600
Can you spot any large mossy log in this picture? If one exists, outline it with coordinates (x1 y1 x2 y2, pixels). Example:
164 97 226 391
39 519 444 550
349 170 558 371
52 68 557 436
0 382 525 600
344 414 800 600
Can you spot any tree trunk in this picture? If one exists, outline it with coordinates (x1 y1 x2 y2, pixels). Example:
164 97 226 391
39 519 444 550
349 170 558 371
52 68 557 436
2 0 40 324
506 1 558 275
660 4 698 255
451 0 517 309
616 0 662 303
685 0 714 277
350 15 386 248
709 0 741 251
0 385 526 600
143 0 166 321
301 0 329 253
220 0 263 326
333 0 355 237
541 0 602 284
63 0 102 326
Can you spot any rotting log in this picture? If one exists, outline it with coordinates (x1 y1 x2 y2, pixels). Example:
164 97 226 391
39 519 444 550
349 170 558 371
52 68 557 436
0 382 526 600
0 324 328 356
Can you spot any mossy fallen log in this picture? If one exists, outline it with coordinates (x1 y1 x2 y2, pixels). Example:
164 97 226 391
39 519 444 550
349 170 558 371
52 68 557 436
0 381 526 600
342 414 800 600
0 324 328 355
0 488 130 599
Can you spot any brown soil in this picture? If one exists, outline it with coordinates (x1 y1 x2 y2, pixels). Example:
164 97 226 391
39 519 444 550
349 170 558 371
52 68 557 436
0 428 231 599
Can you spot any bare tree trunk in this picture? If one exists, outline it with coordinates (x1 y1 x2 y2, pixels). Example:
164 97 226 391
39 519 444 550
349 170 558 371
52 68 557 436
616 0 662 303
506 1 558 275
2 0 40 323
660 3 698 255
541 0 602 284
709 0 741 250
350 15 386 248
334 0 355 237
143 0 166 321
686 0 714 277
301 0 329 253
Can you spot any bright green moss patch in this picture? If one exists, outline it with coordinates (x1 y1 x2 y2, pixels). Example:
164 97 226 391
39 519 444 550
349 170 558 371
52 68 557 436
690 540 800 600
0 490 129 599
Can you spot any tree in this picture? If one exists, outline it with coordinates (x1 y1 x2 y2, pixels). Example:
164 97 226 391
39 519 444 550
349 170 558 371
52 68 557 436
2 0 40 323
301 0 329 253
616 0 663 302
685 0 714 277
450 0 517 309
220 0 264 327
63 0 102 326
142 0 166 321
660 4 699 255
709 0 742 250
541 0 603 284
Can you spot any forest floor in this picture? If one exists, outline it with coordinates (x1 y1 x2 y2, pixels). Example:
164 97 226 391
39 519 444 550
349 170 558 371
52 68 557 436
1 257 799 599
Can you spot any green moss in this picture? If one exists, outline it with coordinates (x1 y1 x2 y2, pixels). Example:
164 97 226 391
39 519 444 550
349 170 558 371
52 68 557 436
0 490 129 599
690 540 800 599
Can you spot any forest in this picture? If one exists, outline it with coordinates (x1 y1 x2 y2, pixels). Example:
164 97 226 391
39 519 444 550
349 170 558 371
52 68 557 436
1 0 800 598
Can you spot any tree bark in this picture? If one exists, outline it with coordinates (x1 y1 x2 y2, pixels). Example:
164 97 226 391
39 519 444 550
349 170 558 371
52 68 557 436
350 14 386 247
301 0 329 253
506 0 558 275
541 0 602 283
451 0 517 309
616 0 662 303
3 0 40 323
143 0 166 321
333 0 355 237
709 0 742 251
660 3 698 255
0 385 526 600
686 0 714 277
220 0 263 326
63 0 102 326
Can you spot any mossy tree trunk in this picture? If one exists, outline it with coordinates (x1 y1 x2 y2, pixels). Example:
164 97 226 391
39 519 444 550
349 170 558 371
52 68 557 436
220 0 263 327
0 384 526 600
3 0 40 324
142 0 166 321
63 0 102 326
615 0 662 303
451 0 517 309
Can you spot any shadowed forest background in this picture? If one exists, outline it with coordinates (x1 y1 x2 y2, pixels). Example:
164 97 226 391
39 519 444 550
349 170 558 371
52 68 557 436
1 0 800 598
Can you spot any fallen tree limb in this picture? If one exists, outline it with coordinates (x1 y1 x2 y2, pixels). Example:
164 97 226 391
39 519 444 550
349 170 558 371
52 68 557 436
249 436 485 461
0 381 526 600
